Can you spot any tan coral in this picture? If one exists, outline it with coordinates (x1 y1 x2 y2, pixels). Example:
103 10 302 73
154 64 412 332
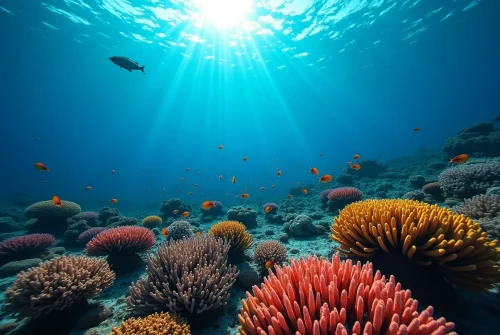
208 220 253 253
109 312 190 335
141 215 163 227
330 198 500 291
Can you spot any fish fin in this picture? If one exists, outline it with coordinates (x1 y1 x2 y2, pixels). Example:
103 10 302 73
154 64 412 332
140 66 145 74
128 69 132 72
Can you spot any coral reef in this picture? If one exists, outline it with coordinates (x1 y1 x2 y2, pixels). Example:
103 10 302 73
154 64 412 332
285 214 323 237
77 227 108 244
127 236 238 320
438 162 500 199
443 122 500 157
453 194 500 219
326 187 363 213
253 240 287 271
106 216 138 227
227 206 258 228
202 200 224 217
141 215 162 228
99 207 119 223
160 198 191 218
109 312 190 335
208 220 253 263
24 199 81 236
69 211 99 226
238 254 455 335
85 226 155 274
166 220 194 240
346 159 387 178
330 199 500 291
262 202 278 214
0 233 56 264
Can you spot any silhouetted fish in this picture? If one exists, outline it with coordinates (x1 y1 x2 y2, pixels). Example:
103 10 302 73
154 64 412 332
109 56 145 74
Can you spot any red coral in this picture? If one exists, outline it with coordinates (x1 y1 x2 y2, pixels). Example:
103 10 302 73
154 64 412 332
238 255 456 335
327 187 363 202
85 226 155 256
0 234 56 257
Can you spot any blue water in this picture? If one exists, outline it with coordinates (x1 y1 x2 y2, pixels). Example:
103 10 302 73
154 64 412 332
0 0 498 208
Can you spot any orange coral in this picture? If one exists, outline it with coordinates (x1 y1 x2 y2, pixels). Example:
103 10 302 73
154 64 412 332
330 199 500 291
208 221 253 253
109 312 190 335
141 215 162 227
238 255 456 335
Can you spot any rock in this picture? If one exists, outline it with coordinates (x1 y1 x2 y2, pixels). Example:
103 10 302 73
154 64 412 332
235 262 261 289
76 305 112 330
289 215 317 237
0 258 42 278
227 207 258 228
0 322 18 335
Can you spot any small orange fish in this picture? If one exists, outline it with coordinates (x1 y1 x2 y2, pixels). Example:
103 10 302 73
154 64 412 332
231 176 236 183
319 175 333 183
413 127 420 132
309 167 319 176
181 211 189 218
450 154 469 164
241 193 250 199
52 195 62 207
196 231 202 236
272 184 276 188
202 201 216 210
162 228 169 237
85 186 92 191
350 164 361 170
35 162 49 172
109 198 118 203
260 187 266 191
277 170 282 177
173 209 179 214
219 175 224 180
264 206 272 213
301 189 308 195
186 168 190 172
353 154 360 160
187 192 192 195
265 258 275 269
218 145 224 150
243 156 248 162
287 195 293 199
111 169 115 173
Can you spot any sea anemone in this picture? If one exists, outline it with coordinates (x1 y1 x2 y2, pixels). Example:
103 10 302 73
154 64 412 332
330 199 500 291
208 220 253 263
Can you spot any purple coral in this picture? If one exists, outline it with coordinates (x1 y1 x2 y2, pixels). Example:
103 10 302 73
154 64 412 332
0 234 56 263
453 195 500 219
319 189 334 203
71 211 99 225
438 162 500 199
77 227 108 243
327 187 363 203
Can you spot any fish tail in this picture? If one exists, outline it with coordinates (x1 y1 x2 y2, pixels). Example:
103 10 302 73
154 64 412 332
140 66 145 74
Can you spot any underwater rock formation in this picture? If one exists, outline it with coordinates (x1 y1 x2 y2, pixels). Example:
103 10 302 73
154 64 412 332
443 121 500 157
347 159 387 178
438 162 500 199
160 198 192 219
227 206 257 228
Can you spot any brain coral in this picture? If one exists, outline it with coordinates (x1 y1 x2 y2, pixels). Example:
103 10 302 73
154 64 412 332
330 199 500 291
3 256 115 319
109 312 190 335
24 200 81 219
438 162 500 199
253 240 287 270
141 215 162 228
127 235 238 314
238 254 455 335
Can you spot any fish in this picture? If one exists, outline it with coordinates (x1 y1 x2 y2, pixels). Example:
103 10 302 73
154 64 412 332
243 156 248 161
194 184 199 187
241 193 250 198
163 188 166 192
287 195 293 199
173 209 179 214
111 169 115 173
162 228 169 237
52 195 62 207
186 168 190 172
319 174 332 183
187 192 192 195
264 206 272 213
109 56 145 74
265 258 275 269
272 184 276 188
319 153 323 157
231 176 236 183
219 175 224 180
277 170 282 177
350 164 361 170
260 187 266 191
309 167 319 176
202 201 216 210
197 172 201 174
450 154 469 164
413 127 421 132
301 189 308 194
196 231 202 236
218 145 224 150
353 154 360 160
35 162 49 172
85 186 92 190
110 198 118 203
181 211 189 218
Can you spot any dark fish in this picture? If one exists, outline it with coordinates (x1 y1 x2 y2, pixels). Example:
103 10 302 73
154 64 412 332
109 56 145 74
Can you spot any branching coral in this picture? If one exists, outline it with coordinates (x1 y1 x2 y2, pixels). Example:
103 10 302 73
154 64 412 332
109 312 190 335
3 256 115 319
238 255 455 335
330 199 500 291
127 235 239 315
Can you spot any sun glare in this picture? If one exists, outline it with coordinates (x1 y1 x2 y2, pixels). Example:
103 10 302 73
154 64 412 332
194 0 254 29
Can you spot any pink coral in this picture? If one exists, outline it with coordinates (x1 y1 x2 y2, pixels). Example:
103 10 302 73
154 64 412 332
0 234 56 258
320 189 334 203
238 255 455 335
327 187 363 202
85 226 155 256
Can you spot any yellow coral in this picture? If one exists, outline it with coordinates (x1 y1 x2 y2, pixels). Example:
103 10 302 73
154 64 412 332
208 221 253 253
109 312 190 335
330 199 500 291
141 215 162 227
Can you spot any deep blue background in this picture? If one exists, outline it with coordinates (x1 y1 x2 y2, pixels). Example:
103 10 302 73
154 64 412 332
0 0 498 209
